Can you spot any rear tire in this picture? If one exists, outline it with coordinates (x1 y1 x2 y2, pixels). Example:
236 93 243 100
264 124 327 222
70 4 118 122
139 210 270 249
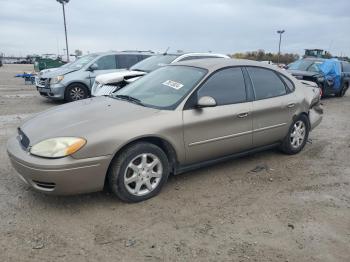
335 83 348 97
108 142 170 203
280 114 309 155
65 83 89 102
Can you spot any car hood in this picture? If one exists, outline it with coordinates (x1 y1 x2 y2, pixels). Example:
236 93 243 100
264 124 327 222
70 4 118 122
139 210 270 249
96 70 147 85
20 96 160 145
288 69 321 77
40 67 79 78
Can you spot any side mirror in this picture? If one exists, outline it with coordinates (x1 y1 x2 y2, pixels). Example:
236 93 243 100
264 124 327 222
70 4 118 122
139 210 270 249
89 63 98 71
197 96 217 108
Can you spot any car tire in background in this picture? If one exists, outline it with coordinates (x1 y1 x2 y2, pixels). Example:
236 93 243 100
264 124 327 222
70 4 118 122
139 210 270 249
108 142 170 202
280 114 310 155
335 83 348 97
65 83 89 102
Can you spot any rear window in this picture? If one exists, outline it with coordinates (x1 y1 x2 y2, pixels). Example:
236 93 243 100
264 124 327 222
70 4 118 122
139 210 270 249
280 74 295 92
247 67 287 100
130 55 179 72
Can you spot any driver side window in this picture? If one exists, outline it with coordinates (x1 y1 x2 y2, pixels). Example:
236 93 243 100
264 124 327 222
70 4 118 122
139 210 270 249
308 63 320 72
197 67 247 106
95 55 117 70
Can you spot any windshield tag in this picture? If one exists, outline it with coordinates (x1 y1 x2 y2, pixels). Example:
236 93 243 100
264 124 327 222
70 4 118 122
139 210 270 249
162 80 184 90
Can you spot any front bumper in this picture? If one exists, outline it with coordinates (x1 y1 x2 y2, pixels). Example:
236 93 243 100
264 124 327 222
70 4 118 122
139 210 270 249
36 83 65 100
7 136 112 195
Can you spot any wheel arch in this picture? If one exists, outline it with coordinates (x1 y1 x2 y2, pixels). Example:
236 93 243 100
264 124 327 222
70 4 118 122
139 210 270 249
65 82 91 97
104 136 179 189
292 111 311 129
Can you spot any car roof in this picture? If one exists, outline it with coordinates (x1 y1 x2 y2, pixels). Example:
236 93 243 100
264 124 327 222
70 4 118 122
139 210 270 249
91 51 154 56
171 58 278 72
300 58 325 62
153 52 228 57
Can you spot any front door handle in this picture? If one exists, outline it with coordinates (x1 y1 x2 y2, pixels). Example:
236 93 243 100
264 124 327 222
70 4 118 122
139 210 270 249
287 103 295 108
237 112 249 118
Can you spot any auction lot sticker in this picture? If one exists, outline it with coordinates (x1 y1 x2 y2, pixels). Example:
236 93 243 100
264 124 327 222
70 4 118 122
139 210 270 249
162 80 184 90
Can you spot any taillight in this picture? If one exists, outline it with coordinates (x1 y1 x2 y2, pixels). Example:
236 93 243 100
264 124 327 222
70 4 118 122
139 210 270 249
318 87 323 98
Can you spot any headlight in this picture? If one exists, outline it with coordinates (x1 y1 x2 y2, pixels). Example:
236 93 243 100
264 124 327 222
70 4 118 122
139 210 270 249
316 76 325 83
50 75 64 84
30 137 86 158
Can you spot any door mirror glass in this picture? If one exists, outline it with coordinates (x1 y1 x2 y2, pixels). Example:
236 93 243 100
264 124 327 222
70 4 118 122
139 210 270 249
197 96 217 108
89 63 98 71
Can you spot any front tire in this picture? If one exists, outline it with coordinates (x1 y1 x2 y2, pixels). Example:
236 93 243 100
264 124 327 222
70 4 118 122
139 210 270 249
108 142 170 203
65 83 89 102
280 114 309 155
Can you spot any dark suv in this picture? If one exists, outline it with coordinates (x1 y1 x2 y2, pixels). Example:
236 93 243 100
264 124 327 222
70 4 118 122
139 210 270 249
287 58 350 97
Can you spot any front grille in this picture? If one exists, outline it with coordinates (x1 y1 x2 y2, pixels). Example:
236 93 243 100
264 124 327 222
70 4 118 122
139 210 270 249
94 84 120 96
18 128 30 149
32 180 56 190
37 78 49 87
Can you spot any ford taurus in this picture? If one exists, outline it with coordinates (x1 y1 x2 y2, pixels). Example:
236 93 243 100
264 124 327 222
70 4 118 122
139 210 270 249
7 59 323 202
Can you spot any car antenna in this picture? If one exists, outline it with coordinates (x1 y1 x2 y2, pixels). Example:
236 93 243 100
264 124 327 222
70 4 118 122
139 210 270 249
163 47 170 55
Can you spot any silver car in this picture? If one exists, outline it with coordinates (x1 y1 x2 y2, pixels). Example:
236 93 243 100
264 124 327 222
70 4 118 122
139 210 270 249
35 51 152 102
91 52 230 96
7 59 323 202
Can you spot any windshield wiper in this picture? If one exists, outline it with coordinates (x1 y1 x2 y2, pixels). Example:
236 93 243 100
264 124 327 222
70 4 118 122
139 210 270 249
113 94 144 106
130 68 145 72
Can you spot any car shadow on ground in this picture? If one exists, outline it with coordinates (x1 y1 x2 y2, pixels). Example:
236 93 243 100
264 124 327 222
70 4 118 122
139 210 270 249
21 148 285 210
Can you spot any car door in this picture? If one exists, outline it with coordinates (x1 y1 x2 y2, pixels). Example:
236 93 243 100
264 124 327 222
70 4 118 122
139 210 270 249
88 55 119 87
245 67 298 147
183 67 253 164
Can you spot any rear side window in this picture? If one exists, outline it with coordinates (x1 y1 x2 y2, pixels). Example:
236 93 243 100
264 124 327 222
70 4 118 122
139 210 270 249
280 74 295 92
342 62 350 72
95 55 117 70
197 67 246 105
247 67 287 100
116 55 139 69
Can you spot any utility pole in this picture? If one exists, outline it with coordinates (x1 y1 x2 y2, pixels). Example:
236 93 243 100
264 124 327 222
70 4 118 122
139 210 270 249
277 30 285 65
56 0 70 62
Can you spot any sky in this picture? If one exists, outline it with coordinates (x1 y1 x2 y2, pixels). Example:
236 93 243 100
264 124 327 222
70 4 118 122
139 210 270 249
0 0 349 58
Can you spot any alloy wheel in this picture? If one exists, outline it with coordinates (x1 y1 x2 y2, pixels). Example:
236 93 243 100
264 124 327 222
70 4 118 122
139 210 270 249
70 86 85 101
290 120 306 149
124 153 163 196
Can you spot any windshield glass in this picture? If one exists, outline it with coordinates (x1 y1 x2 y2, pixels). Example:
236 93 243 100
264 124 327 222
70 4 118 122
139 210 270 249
130 55 179 72
113 66 207 109
288 59 323 71
67 54 99 69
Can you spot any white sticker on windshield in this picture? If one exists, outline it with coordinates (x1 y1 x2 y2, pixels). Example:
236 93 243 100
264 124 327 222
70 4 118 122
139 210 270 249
162 80 184 90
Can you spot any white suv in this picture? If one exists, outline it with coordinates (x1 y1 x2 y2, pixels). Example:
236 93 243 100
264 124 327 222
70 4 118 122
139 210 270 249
91 52 229 96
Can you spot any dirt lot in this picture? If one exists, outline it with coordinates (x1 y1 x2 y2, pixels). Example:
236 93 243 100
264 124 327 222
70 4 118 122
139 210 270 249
0 64 349 262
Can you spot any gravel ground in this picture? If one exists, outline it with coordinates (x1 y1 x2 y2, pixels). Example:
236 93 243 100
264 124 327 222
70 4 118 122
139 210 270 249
0 64 349 262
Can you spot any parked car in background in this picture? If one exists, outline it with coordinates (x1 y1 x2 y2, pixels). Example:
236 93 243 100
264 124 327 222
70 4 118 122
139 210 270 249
35 62 71 81
33 55 66 72
7 59 322 202
35 51 152 102
287 58 350 97
91 52 229 96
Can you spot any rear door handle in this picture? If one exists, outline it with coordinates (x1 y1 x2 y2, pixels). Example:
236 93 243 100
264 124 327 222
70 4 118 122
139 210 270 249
287 103 295 108
237 112 249 118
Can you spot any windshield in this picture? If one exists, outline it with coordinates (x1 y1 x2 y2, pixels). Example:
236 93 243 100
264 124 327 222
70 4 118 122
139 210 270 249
130 55 179 73
67 54 99 69
288 59 323 72
113 65 207 109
